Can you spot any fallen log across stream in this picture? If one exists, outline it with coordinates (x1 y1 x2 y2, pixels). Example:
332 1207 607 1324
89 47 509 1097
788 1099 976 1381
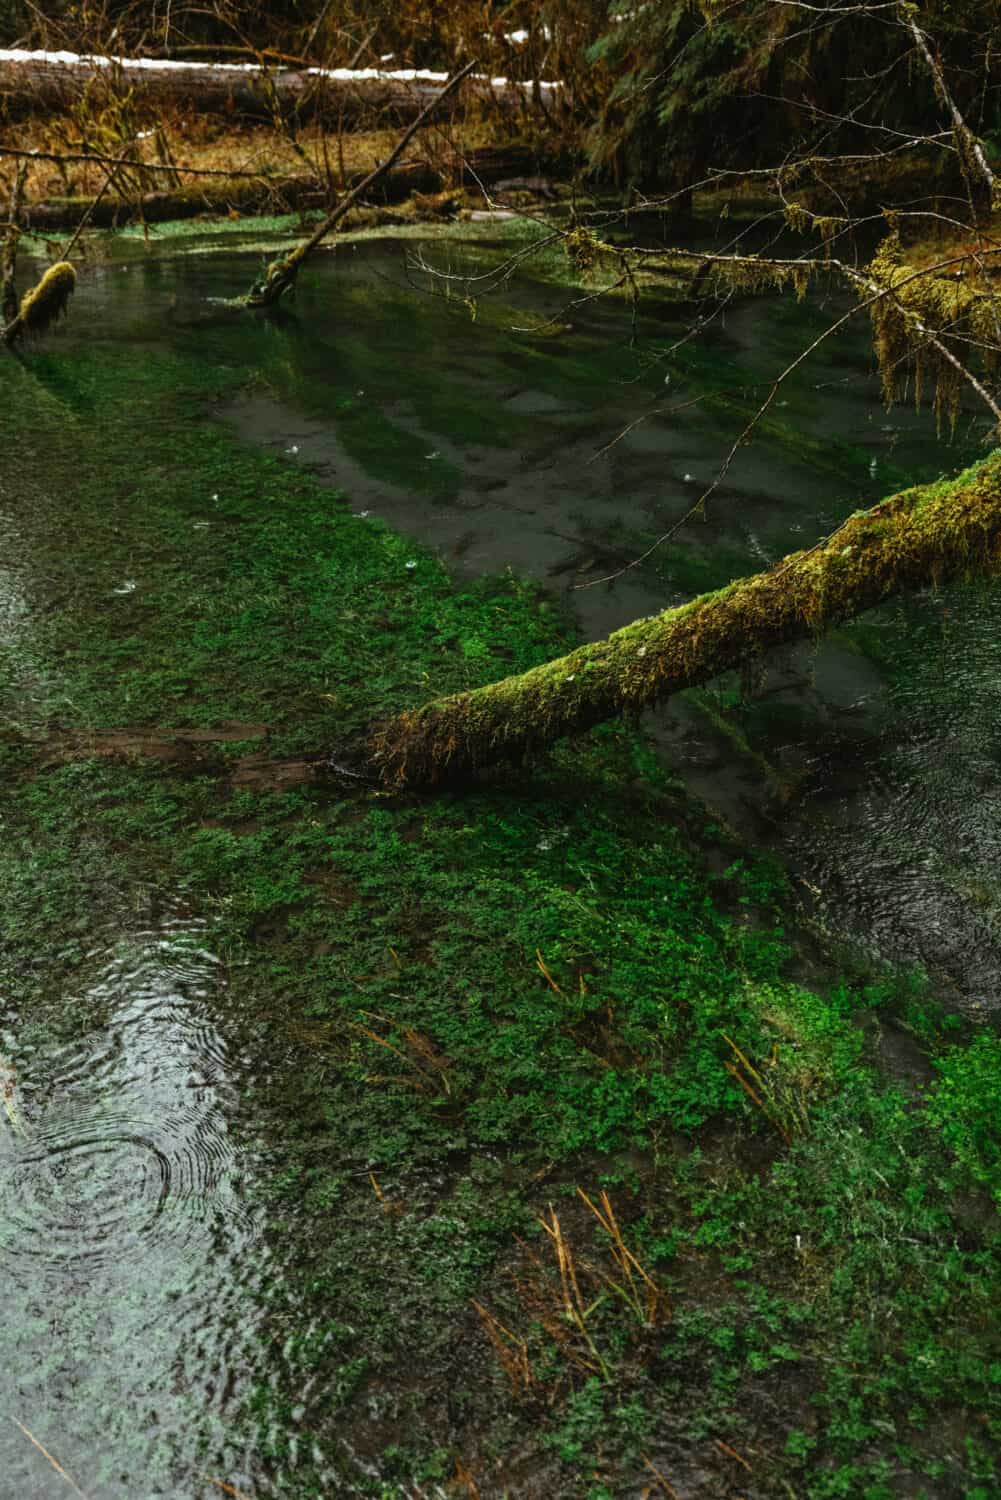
369 454 1001 785
8 458 1000 793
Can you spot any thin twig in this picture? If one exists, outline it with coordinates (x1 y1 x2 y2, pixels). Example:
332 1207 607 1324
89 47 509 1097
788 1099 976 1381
1 160 27 324
577 246 1001 589
0 144 279 180
10 1418 90 1499
904 10 994 197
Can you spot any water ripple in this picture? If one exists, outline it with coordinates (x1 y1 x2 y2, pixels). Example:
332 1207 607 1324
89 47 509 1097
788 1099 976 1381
1 916 251 1284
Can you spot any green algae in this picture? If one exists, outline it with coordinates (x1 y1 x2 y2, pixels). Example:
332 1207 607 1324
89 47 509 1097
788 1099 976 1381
0 254 999 1498
117 209 326 241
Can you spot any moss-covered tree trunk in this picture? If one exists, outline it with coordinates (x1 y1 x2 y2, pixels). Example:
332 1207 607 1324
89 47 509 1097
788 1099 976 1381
370 455 1001 785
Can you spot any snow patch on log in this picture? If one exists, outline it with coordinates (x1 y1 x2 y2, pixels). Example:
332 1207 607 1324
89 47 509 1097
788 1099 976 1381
0 47 560 92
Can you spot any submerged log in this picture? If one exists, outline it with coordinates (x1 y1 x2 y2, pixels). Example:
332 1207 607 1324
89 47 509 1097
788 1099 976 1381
0 48 558 123
370 454 1001 786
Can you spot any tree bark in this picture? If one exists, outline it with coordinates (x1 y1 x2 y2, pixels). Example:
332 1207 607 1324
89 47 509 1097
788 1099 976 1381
0 48 553 123
1 162 27 324
370 454 1001 786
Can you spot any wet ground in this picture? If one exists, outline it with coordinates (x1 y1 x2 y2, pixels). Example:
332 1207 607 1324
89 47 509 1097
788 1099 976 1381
1 220 999 1498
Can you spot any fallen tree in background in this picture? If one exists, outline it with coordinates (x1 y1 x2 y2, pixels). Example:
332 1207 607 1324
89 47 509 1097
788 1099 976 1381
0 47 557 123
370 454 1001 786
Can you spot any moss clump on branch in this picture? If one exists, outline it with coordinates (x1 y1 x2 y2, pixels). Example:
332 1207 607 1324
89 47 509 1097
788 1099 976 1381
868 233 1000 425
12 260 76 337
371 453 1001 786
246 251 302 308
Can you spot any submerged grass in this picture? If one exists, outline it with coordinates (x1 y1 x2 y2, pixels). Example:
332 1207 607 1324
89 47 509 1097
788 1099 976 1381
0 317 999 1498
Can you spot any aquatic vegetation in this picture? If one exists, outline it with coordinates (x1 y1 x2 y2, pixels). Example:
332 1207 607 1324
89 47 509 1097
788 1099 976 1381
0 275 998 1498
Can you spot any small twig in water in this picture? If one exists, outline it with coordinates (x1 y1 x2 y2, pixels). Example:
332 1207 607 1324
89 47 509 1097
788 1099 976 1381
195 1472 254 1500
10 1418 90 1499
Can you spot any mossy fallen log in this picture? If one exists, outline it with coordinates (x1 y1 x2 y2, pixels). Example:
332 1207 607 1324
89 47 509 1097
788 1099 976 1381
1 260 75 343
18 146 538 231
370 454 1001 786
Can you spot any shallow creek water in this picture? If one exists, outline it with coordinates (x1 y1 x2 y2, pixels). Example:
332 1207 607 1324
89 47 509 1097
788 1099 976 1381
207 229 999 1010
1 918 259 1496
1 224 998 1494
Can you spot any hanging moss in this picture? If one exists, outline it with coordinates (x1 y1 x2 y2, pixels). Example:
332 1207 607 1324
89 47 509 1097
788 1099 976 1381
867 233 1000 427
370 453 1001 786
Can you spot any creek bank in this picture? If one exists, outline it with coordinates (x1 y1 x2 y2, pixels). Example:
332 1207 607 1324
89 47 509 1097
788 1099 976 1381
15 144 558 232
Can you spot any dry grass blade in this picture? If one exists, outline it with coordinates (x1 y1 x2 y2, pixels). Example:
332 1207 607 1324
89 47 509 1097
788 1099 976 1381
349 1014 452 1095
715 1437 753 1472
535 949 563 994
538 1205 610 1377
348 1020 426 1087
577 1188 665 1325
195 1471 254 1499
453 1456 483 1496
10 1418 90 1498
472 1300 534 1397
722 1033 793 1144
643 1454 683 1498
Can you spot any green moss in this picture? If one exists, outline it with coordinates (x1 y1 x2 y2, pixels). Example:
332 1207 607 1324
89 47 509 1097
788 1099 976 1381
375 450 1001 785
11 259 76 337
868 233 1001 426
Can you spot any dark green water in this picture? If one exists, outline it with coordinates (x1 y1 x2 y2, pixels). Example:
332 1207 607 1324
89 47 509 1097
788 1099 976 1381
1 223 998 1497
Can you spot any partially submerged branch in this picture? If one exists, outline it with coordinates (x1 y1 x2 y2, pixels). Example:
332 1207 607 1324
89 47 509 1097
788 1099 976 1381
370 454 1001 785
245 59 477 307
